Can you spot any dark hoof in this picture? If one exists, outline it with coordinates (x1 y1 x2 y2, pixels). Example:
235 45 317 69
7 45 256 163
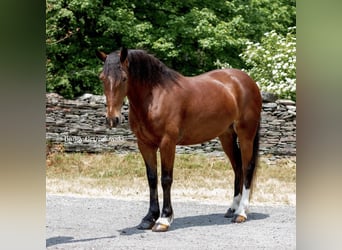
137 220 155 230
224 208 235 218
231 214 247 223
152 222 170 232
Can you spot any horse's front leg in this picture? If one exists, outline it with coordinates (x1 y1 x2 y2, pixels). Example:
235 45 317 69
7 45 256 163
152 136 175 232
137 141 160 230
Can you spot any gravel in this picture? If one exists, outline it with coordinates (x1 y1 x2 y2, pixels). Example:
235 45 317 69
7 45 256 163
46 194 295 249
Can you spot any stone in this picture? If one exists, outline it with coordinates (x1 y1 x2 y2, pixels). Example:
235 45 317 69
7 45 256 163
262 102 278 109
261 92 278 102
45 93 296 156
288 110 296 116
56 120 66 125
286 105 296 112
77 93 93 101
277 99 296 105
46 117 55 124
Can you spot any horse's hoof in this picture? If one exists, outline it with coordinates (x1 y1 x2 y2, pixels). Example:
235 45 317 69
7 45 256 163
224 208 235 218
231 214 247 223
152 222 170 232
151 216 173 232
137 220 155 230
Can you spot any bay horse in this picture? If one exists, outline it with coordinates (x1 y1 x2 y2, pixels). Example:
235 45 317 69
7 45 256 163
96 48 262 232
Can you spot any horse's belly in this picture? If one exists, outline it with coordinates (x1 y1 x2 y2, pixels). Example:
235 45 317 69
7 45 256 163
177 117 233 145
177 135 219 145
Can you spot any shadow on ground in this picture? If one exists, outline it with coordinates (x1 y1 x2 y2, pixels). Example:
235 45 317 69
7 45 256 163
46 235 116 248
119 212 269 235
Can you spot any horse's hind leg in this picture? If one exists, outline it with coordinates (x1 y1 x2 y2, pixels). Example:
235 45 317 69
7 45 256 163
232 121 260 223
218 126 243 218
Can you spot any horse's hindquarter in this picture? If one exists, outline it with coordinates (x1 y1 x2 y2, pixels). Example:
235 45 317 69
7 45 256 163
177 69 261 145
175 73 241 145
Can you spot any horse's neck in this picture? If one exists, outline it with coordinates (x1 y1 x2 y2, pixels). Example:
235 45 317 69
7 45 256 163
127 84 152 115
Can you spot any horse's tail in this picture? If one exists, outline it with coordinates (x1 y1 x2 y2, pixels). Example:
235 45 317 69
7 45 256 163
249 122 260 199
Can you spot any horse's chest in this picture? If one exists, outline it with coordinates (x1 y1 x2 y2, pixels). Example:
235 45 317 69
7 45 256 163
128 110 163 145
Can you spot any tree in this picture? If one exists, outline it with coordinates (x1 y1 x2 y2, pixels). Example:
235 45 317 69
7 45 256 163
46 0 296 98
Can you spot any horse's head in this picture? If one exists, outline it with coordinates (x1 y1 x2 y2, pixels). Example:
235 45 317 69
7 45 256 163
96 49 129 128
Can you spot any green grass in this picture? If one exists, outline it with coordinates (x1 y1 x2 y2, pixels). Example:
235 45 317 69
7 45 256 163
47 152 144 178
46 152 296 205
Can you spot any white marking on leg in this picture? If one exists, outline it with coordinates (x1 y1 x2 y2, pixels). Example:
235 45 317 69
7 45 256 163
231 194 241 210
156 215 174 227
235 185 250 218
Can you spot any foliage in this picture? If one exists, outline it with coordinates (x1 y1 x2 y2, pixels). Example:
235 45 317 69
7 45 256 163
240 27 296 100
46 0 295 99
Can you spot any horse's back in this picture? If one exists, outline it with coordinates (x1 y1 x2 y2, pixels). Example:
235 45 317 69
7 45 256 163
206 68 260 94
205 68 262 113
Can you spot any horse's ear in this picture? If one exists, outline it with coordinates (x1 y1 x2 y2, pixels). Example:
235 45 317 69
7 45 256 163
120 47 128 64
96 50 107 62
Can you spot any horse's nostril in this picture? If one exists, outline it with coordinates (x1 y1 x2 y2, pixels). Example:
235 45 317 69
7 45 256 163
105 117 113 128
105 117 119 128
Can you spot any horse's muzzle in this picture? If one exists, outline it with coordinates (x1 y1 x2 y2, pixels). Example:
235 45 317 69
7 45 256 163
106 117 120 128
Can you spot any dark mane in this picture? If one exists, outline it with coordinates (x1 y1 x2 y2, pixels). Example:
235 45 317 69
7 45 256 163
127 50 180 87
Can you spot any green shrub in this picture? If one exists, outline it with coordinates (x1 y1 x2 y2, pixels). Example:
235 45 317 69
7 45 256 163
240 27 296 101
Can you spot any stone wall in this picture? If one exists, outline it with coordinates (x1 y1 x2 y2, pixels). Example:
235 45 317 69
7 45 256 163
46 92 296 156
